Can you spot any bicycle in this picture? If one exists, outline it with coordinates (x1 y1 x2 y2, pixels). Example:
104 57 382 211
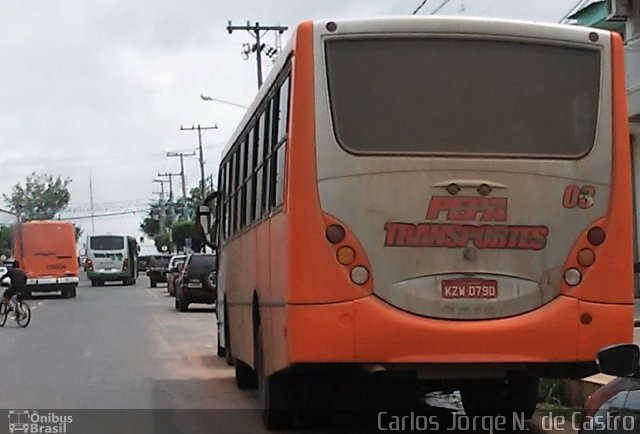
0 295 31 328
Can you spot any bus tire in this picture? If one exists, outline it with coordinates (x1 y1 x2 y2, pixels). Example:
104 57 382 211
235 360 257 389
462 373 538 419
224 300 234 366
178 297 189 312
70 285 77 298
61 287 70 298
256 326 295 430
216 343 225 358
150 278 157 288
506 372 538 419
90 280 97 287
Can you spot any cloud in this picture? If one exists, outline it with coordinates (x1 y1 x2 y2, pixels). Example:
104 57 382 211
0 0 580 238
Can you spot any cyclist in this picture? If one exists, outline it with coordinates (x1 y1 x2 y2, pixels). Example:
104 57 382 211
1 261 27 308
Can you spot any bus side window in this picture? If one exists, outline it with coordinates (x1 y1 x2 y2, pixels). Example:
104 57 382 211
249 125 258 224
239 135 248 230
245 131 254 226
274 74 290 208
255 112 265 222
261 102 272 217
223 161 230 240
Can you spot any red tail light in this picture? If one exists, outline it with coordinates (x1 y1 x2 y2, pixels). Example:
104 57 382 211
123 258 129 271
86 259 94 271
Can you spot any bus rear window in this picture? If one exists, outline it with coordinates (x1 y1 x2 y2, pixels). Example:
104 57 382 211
325 37 600 158
90 236 124 250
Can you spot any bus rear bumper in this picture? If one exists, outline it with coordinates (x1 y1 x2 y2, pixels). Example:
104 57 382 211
286 295 633 370
86 271 129 281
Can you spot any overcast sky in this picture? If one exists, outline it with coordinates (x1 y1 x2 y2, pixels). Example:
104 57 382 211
0 0 583 242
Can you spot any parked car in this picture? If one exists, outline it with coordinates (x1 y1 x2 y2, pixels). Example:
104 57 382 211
138 255 151 273
146 254 172 288
580 344 640 433
166 255 186 297
175 253 216 312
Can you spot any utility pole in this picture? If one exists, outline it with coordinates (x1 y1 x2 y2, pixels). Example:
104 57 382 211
180 124 217 196
157 172 180 202
158 172 180 223
89 174 95 235
166 151 196 200
226 21 288 88
152 179 169 233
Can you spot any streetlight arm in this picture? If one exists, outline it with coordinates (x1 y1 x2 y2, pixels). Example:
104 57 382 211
200 93 248 109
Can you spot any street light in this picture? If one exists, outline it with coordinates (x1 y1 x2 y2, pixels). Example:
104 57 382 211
199 93 249 109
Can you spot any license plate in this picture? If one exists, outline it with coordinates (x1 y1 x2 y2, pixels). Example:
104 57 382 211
441 279 498 299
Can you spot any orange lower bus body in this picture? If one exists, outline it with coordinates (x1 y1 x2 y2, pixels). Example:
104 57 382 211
287 295 633 373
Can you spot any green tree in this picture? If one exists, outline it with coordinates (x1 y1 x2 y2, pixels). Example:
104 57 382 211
153 233 171 253
139 201 178 238
171 220 203 252
3 172 71 220
0 225 12 257
74 226 83 242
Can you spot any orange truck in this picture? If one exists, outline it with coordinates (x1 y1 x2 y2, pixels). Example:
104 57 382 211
13 221 79 298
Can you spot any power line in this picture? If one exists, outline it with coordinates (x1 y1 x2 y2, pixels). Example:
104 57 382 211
431 0 453 14
62 209 147 220
412 0 431 15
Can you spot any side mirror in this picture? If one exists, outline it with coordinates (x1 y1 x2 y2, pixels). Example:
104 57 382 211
198 191 219 250
597 344 640 377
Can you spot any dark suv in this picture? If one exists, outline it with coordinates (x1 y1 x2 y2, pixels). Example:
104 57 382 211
175 253 216 312
147 255 172 288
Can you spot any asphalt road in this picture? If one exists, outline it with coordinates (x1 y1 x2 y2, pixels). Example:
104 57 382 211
0 276 571 434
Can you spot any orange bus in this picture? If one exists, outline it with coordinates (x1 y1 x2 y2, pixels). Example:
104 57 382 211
13 221 79 298
207 17 634 428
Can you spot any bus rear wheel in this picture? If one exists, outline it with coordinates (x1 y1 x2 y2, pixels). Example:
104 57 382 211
223 300 234 366
461 372 538 419
235 360 257 389
256 326 295 430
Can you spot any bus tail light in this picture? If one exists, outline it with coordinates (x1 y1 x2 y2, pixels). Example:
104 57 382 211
577 248 596 267
86 259 93 271
337 246 355 265
350 266 369 285
326 225 345 244
323 213 374 293
587 227 606 246
564 268 582 286
123 258 129 271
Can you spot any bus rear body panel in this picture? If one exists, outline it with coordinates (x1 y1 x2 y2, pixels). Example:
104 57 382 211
280 19 633 376
86 235 137 282
13 221 79 292
217 18 633 382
